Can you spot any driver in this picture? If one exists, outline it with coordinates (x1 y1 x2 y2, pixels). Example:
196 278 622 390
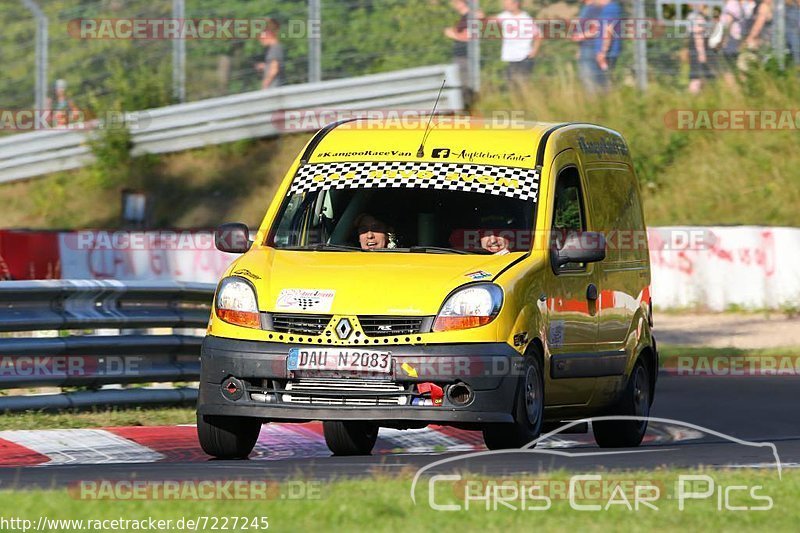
354 213 394 250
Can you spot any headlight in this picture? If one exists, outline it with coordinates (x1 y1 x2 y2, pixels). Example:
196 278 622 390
433 283 503 332
215 276 260 329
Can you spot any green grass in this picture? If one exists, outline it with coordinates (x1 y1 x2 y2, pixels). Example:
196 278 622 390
659 346 800 376
0 406 195 431
2 70 800 229
0 470 795 531
659 345 800 361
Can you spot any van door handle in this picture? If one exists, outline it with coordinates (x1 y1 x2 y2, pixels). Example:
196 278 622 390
586 284 598 301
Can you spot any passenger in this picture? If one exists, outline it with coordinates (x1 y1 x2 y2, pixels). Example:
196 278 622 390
354 214 395 250
480 231 511 254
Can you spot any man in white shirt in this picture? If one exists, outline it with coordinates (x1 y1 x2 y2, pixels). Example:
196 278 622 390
490 0 542 90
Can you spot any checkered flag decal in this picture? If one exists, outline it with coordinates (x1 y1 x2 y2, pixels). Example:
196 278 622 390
290 161 540 201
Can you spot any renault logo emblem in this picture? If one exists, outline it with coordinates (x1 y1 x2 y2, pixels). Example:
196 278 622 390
335 318 353 340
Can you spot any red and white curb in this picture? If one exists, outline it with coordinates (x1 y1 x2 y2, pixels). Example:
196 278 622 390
0 424 597 467
0 422 698 467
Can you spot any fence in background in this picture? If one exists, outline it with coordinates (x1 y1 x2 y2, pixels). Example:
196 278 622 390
0 64 462 183
0 280 213 411
4 0 797 115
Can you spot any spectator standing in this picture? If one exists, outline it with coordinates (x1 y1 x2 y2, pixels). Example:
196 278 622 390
445 0 478 106
573 0 604 93
786 0 800 68
688 4 715 93
490 0 542 92
717 0 757 81
594 0 622 91
46 79 80 127
256 19 284 90
745 0 774 59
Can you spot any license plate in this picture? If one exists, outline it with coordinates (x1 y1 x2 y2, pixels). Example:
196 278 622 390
287 348 392 373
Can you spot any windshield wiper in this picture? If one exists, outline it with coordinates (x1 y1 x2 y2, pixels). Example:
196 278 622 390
283 243 362 251
406 246 470 255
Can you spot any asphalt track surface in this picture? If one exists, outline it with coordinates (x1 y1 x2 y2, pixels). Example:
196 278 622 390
1 375 797 489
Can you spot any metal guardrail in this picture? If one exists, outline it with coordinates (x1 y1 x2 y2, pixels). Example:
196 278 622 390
0 64 462 184
0 280 215 411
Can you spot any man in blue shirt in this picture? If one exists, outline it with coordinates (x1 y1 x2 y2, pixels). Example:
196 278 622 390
594 0 622 89
574 0 604 94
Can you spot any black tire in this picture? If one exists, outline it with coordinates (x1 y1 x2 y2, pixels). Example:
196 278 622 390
482 353 544 450
197 414 262 459
593 358 651 448
323 421 378 456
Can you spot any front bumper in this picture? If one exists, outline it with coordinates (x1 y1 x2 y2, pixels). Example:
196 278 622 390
197 335 522 425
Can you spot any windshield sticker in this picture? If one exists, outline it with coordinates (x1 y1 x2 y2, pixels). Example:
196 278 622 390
276 289 335 312
290 161 540 201
430 147 532 163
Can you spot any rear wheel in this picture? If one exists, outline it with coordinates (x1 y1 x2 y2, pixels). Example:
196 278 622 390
197 414 262 459
323 421 378 456
593 358 651 448
483 353 544 450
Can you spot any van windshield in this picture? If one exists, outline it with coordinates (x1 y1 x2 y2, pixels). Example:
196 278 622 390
269 160 540 254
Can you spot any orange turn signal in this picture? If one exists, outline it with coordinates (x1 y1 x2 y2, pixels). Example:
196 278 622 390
215 308 261 329
432 315 493 332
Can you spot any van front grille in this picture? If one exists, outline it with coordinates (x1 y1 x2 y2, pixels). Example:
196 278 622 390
358 316 430 337
270 313 332 335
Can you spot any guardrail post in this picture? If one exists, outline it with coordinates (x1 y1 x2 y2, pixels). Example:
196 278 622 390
21 0 48 111
308 0 322 82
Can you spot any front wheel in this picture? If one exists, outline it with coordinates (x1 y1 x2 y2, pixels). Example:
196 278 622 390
482 353 544 450
197 414 262 459
323 421 378 456
593 358 651 448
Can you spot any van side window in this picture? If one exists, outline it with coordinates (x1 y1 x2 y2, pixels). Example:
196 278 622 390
586 167 647 264
552 168 586 271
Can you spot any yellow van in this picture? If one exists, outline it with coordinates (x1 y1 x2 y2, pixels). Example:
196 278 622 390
197 119 657 458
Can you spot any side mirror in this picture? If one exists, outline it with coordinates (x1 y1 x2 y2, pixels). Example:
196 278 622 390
552 231 606 268
215 222 252 253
